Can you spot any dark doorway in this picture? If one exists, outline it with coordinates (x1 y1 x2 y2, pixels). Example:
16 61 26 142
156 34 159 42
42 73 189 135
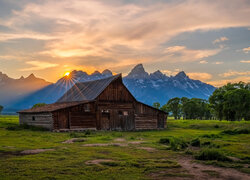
101 110 110 130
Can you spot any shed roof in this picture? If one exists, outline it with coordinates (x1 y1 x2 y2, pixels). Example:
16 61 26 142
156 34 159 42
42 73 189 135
57 74 121 103
18 100 92 113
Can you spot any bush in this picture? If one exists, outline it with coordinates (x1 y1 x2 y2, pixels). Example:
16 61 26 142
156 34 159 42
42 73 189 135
201 141 211 146
195 149 231 161
159 137 188 151
214 124 219 128
202 134 221 139
221 129 250 135
70 132 86 138
190 138 200 147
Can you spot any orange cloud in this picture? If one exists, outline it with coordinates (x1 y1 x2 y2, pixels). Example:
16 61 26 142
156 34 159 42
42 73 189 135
20 61 59 71
187 72 212 81
219 70 250 78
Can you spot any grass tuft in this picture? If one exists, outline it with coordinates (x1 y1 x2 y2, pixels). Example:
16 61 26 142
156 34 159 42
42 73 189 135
221 128 250 135
195 149 231 161
190 138 200 147
159 137 188 151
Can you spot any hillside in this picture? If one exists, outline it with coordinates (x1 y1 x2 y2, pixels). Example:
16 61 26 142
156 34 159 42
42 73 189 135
0 72 51 112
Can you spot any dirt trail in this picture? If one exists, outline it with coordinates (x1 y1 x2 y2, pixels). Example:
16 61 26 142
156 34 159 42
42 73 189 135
20 149 54 155
62 138 85 144
177 156 250 180
85 159 115 165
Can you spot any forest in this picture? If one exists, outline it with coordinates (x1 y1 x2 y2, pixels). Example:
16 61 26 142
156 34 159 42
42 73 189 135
153 82 250 121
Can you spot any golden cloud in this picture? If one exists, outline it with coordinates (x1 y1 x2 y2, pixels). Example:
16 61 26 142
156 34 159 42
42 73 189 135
20 61 59 71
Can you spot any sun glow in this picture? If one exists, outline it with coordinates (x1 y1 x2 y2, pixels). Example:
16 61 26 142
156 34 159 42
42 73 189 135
64 72 70 77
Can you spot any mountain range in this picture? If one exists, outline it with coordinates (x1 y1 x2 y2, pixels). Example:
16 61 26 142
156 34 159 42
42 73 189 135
0 64 216 113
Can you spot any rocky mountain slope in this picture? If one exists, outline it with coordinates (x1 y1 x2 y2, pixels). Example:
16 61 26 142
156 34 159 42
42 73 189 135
1 65 216 113
0 72 51 112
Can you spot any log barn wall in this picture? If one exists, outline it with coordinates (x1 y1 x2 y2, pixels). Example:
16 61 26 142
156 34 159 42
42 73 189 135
19 113 53 130
135 102 166 129
53 102 96 130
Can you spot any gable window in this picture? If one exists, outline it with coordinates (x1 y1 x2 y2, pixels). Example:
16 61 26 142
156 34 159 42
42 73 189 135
84 104 90 112
101 109 109 113
123 111 129 116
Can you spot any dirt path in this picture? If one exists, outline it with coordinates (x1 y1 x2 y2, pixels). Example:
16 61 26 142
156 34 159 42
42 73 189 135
177 156 250 180
20 149 54 155
85 159 115 165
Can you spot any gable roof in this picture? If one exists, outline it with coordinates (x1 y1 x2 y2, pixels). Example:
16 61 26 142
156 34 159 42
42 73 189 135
57 74 121 103
18 101 92 113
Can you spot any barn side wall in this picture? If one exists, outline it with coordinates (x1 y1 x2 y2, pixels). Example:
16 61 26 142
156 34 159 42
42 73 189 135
19 113 53 130
53 102 97 130
135 102 166 130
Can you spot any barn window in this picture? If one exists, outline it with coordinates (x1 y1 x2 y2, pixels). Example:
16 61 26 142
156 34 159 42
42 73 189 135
84 104 90 112
101 109 109 113
123 111 129 116
118 111 128 116
32 116 35 121
118 110 123 115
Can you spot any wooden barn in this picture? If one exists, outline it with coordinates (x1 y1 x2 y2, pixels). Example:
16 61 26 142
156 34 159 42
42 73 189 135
18 74 167 131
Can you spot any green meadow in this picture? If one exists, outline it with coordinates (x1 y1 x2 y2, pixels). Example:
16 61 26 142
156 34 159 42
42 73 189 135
0 115 250 179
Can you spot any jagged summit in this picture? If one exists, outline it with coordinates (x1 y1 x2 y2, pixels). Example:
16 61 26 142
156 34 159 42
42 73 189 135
175 71 188 79
102 69 112 76
26 73 36 79
127 64 149 79
150 70 167 79
91 71 101 75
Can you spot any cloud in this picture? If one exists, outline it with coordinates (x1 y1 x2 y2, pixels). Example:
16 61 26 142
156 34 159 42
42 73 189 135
161 69 179 76
20 61 59 71
187 72 212 81
213 36 229 44
243 47 250 53
240 60 250 63
199 60 208 64
208 76 250 87
0 0 249 63
213 61 224 65
163 46 220 62
0 0 249 83
219 70 250 77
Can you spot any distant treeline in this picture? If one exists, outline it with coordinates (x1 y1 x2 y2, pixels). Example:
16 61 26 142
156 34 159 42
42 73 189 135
153 82 250 121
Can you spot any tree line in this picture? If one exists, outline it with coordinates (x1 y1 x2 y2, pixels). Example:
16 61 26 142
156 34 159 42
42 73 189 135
153 82 250 121
0 105 3 114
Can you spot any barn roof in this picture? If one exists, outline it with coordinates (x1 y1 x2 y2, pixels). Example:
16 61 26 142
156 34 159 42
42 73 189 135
57 74 121 103
18 100 93 113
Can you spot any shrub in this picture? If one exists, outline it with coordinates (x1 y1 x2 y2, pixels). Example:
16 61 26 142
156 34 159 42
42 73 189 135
221 129 250 135
190 138 200 147
214 124 219 128
201 141 211 146
70 132 86 138
159 137 188 151
195 149 231 161
159 138 170 144
201 134 221 139
185 149 193 155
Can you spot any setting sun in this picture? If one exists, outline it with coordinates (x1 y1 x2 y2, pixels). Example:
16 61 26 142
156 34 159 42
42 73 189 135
64 72 70 77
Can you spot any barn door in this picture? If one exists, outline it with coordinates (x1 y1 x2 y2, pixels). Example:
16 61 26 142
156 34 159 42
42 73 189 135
119 110 134 131
101 110 110 130
58 111 69 129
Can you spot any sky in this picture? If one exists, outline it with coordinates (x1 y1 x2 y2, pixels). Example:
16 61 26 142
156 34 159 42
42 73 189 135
0 0 249 86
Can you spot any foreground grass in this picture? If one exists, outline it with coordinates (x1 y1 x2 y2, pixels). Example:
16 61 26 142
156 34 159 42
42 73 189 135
0 115 250 179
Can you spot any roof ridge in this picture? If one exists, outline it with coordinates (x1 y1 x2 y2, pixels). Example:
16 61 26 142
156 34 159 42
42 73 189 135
75 74 121 85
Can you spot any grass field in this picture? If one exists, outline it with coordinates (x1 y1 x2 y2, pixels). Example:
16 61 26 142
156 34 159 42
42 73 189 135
0 115 250 179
